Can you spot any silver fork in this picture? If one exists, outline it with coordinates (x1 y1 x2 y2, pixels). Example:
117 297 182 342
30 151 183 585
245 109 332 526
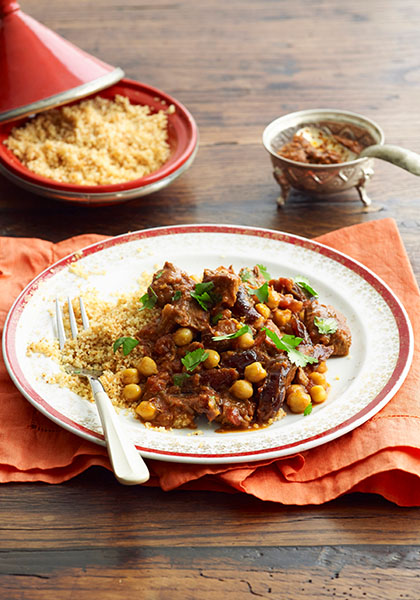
56 296 150 485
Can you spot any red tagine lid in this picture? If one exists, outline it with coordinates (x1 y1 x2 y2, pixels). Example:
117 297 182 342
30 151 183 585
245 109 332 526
0 0 124 123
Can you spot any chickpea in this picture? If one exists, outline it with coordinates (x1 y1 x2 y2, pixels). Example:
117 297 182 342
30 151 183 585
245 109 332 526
237 332 254 349
253 317 265 329
244 361 267 383
173 327 193 346
287 389 311 414
286 384 306 397
310 385 327 404
315 361 328 374
120 368 140 385
136 400 157 420
255 303 271 319
123 383 142 402
203 349 220 369
273 309 292 328
266 288 281 310
309 371 326 386
137 356 158 377
230 379 254 400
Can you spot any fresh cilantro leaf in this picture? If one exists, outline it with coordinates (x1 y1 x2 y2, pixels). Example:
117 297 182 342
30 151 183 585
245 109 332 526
211 312 223 325
113 337 139 356
263 327 301 350
212 324 252 342
240 268 257 286
274 333 302 348
287 348 318 367
295 276 318 298
314 316 338 334
303 402 313 416
257 264 271 281
190 281 216 311
181 348 209 372
251 282 269 303
172 290 182 301
191 290 213 310
173 373 190 387
194 281 214 295
261 328 318 367
139 287 158 311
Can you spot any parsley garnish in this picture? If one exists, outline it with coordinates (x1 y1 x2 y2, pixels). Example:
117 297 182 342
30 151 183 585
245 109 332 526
261 328 318 367
181 348 209 372
212 324 252 342
295 276 318 298
191 281 217 311
195 282 214 295
304 403 313 416
113 337 139 356
211 312 223 325
191 290 213 310
172 290 182 301
314 316 338 334
139 287 158 311
173 373 191 387
251 282 269 303
240 268 258 287
257 264 271 281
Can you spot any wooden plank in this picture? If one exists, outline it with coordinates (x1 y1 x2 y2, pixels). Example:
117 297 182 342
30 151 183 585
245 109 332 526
0 474 420 548
1 544 420 599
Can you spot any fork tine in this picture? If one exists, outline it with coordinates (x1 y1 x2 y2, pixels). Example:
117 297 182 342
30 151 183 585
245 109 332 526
55 298 66 350
67 297 78 339
79 297 90 330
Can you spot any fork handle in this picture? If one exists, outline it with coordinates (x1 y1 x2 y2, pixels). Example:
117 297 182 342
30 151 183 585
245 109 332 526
91 380 150 485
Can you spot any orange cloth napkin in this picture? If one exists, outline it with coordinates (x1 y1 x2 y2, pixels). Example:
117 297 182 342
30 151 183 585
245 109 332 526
1 219 419 505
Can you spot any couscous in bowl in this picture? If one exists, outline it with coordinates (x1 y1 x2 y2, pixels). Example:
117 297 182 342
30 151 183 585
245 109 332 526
0 78 198 205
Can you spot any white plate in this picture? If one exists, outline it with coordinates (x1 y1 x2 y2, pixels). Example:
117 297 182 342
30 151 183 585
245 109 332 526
2 225 414 464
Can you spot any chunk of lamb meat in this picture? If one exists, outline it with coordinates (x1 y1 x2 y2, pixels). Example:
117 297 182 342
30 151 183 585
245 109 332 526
201 317 239 351
202 266 241 307
149 262 210 332
199 367 239 391
217 395 255 429
159 300 210 333
297 343 334 363
238 265 267 288
149 262 194 307
304 301 351 356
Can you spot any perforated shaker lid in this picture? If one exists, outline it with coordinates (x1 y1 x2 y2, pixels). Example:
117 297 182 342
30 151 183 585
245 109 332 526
0 0 124 123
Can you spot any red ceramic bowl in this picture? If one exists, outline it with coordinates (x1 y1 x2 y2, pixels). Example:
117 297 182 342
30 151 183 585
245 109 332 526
0 78 198 205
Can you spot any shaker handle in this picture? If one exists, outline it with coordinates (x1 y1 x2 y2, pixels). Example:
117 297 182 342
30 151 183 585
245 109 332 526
360 144 420 176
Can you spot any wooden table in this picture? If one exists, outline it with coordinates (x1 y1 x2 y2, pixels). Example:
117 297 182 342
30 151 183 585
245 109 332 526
1 1 420 598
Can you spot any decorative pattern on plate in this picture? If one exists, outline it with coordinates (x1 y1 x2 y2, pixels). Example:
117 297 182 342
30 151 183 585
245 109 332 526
2 225 413 464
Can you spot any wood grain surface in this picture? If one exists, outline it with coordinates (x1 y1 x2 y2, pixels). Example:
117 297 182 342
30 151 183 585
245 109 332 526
1 1 420 598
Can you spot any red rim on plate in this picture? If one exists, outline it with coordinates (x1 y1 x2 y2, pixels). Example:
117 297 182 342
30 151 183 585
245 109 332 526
2 225 414 463
0 79 198 203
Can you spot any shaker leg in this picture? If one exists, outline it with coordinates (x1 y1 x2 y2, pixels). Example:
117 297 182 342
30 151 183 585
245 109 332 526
273 167 291 207
356 183 372 207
